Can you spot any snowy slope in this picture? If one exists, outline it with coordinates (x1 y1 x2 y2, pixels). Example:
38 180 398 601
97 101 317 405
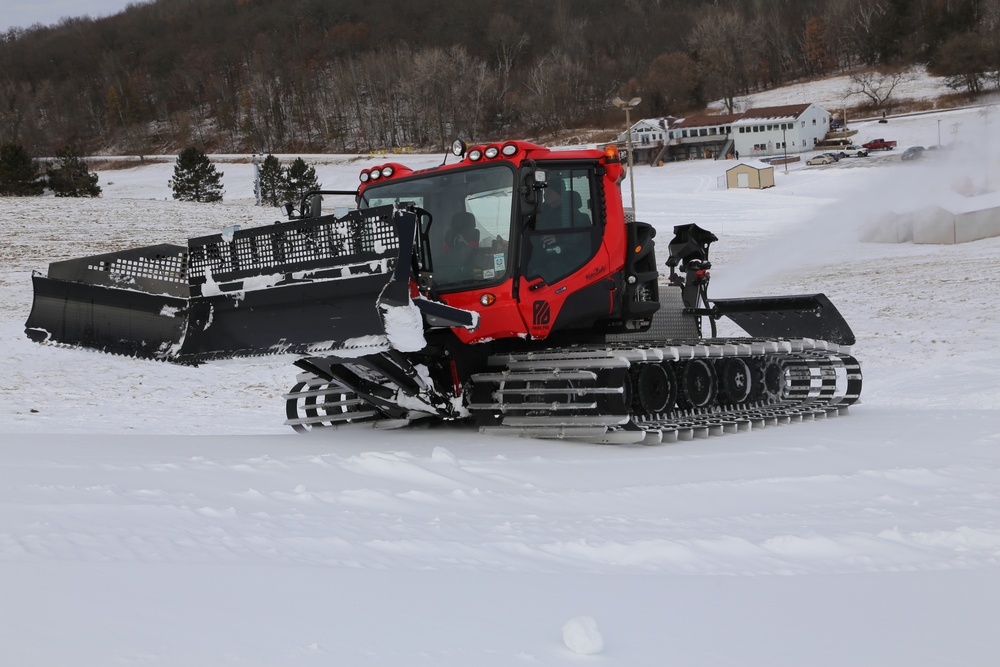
2 96 999 665
706 66 958 114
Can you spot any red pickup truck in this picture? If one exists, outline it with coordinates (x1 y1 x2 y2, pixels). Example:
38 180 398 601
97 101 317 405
862 138 897 151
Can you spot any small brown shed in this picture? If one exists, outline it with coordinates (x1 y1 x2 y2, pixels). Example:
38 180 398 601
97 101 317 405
725 161 775 189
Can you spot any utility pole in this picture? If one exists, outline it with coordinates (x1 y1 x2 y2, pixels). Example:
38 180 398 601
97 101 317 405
613 97 642 213
782 126 788 174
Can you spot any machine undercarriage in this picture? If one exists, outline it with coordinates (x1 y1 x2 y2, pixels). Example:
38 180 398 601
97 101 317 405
284 322 862 444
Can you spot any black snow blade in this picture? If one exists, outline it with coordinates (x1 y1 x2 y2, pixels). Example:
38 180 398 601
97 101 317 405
24 243 192 359
25 205 405 363
711 293 857 346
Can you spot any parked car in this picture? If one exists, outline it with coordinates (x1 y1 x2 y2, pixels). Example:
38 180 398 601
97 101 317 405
841 145 870 157
862 138 897 151
902 145 925 161
821 152 843 162
807 155 834 166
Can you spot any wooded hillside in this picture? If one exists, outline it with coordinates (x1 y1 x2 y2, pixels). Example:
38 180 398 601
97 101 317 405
2 0 998 155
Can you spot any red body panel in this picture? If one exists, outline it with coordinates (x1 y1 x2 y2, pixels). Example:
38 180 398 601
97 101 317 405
439 279 527 344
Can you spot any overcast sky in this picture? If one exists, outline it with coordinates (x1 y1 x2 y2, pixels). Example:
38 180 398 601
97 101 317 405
3 0 141 32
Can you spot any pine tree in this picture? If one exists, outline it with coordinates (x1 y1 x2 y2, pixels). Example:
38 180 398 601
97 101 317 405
282 157 321 207
258 154 287 206
0 143 44 196
46 147 102 197
169 146 224 202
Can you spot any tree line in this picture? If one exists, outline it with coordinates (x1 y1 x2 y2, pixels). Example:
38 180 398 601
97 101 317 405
0 144 101 196
0 141 325 204
2 0 998 156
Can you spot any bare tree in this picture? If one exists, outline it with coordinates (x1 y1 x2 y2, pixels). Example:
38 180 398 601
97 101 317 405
488 13 529 81
844 67 911 109
448 46 497 143
522 53 588 136
751 0 801 87
642 52 699 115
801 16 837 76
0 78 33 145
823 0 890 67
689 7 762 113
402 47 453 147
978 0 1000 89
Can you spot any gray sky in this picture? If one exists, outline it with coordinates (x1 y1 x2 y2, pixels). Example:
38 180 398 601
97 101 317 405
3 0 140 32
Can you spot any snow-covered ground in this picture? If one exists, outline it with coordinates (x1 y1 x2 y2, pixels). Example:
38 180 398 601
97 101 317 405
706 66 959 115
2 97 1000 665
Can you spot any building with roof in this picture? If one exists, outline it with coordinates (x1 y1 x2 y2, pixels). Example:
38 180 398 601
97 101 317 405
617 103 832 163
628 118 673 147
731 104 831 160
725 161 775 189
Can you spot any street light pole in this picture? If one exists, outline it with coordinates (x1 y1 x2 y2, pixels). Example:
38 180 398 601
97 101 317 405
613 96 642 213
782 126 788 174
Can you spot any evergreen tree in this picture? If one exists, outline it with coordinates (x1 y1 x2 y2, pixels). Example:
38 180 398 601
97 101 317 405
169 147 224 202
0 143 44 196
258 154 287 207
282 157 321 207
46 147 102 197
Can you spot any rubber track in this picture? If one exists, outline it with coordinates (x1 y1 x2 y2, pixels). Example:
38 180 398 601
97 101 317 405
467 338 862 444
283 338 862 444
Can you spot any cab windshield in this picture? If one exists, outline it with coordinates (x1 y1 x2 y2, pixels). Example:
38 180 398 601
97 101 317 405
360 164 515 290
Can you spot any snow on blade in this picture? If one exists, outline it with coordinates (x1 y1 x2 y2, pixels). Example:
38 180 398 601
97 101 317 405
381 299 427 353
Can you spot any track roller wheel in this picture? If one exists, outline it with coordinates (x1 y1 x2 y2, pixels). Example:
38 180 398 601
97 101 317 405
631 363 676 414
758 357 786 403
677 359 718 410
716 357 752 405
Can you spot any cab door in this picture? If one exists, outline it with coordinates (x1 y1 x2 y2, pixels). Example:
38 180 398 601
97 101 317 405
517 165 611 339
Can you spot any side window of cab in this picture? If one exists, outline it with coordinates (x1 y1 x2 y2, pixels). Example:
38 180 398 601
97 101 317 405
524 168 597 285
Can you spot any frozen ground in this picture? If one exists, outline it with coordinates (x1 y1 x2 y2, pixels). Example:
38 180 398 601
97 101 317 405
2 96 999 665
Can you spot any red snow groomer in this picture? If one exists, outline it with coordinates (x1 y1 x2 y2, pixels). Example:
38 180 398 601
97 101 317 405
26 140 861 443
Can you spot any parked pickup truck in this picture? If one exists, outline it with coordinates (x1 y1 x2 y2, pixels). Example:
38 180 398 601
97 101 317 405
840 145 870 157
862 138 897 151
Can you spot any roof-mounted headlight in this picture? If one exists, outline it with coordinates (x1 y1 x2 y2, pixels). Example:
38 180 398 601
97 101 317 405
451 139 467 157
484 145 499 159
359 170 370 183
382 165 395 178
370 167 382 180
468 149 483 161
501 143 518 157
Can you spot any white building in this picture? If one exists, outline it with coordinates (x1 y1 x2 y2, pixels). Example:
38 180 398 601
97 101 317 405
731 103 831 158
621 118 673 148
616 103 832 162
